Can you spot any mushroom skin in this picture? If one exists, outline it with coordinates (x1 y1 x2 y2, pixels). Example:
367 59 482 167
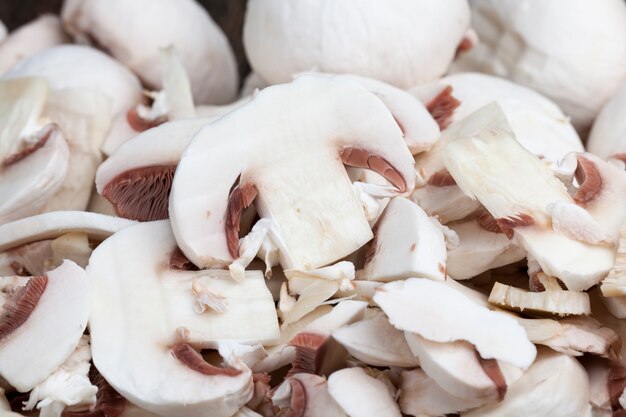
244 0 471 88
62 0 238 105
452 0 626 131
588 83 626 161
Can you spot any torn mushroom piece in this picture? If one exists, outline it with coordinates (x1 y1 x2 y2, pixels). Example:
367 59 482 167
169 75 415 272
442 103 616 291
88 220 279 417
359 197 449 283
327 367 401 417
0 260 90 393
96 118 213 221
271 373 346 417
62 0 238 106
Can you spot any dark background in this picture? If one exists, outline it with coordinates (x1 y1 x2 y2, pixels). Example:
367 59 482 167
0 0 251 79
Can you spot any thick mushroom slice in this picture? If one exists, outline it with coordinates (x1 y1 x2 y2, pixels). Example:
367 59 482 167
0 260 90 392
442 103 615 291
96 118 213 221
88 220 279 417
462 348 592 417
271 373 346 417
360 197 449 283
170 75 415 271
327 367 401 417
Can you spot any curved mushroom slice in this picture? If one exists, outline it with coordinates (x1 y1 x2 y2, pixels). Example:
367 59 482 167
400 368 486 417
327 367 401 417
62 0 238 105
170 75 415 270
96 118 213 221
272 373 346 417
0 260 90 392
88 220 279 417
374 278 536 369
0 15 68 75
411 183 482 224
489 274 591 317
462 349 592 417
298 73 440 154
360 197 448 283
442 103 615 291
588 83 626 161
446 214 526 280
332 310 419 368
0 211 135 253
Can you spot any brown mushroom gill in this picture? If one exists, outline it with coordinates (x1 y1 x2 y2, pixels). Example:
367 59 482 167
574 156 602 205
495 213 536 239
339 147 406 192
126 108 168 133
427 169 457 187
476 210 504 234
426 85 461 130
102 165 176 221
170 342 242 377
168 247 199 271
475 350 507 401
225 182 258 259
288 333 328 376
62 366 126 417
0 275 47 341
2 127 53 167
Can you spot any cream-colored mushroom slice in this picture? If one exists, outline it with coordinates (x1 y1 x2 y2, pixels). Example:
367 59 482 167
462 348 592 417
0 260 90 392
601 229 626 297
332 310 418 368
170 75 415 271
360 197 448 283
298 73 440 154
453 0 626 131
195 96 253 119
0 211 135 253
62 0 238 105
0 15 69 75
271 373 346 417
585 359 613 417
244 0 470 88
88 220 279 417
489 274 591 317
96 118 213 221
442 103 615 291
446 213 526 280
327 367 401 417
374 278 536 368
588 83 626 161
400 368 486 417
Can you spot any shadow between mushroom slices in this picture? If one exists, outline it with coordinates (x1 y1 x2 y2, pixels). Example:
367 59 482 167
169 75 415 272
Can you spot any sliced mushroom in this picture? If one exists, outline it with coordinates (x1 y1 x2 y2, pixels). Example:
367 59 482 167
88 220 279 417
0 260 90 392
62 0 238 105
588 83 626 161
272 373 346 417
0 15 69 75
442 103 615 291
170 75 415 271
327 367 401 417
601 229 626 297
360 197 448 283
374 278 536 369
244 0 471 88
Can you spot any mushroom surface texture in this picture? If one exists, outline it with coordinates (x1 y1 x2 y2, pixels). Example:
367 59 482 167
243 0 472 88
588 83 626 161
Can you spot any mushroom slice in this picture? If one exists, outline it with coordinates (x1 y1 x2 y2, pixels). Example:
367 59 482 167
327 367 401 417
441 103 615 291
446 214 526 280
0 260 90 392
360 197 448 283
489 274 591 317
332 310 419 368
374 278 536 369
272 373 346 417
601 229 626 297
88 220 279 417
96 118 212 221
462 349 592 417
298 73 440 154
170 75 415 270
400 368 486 417
0 211 135 253
588 83 626 161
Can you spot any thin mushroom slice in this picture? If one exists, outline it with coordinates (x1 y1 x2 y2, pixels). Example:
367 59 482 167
441 103 615 291
170 75 415 271
96 118 213 221
360 197 448 283
271 373 346 417
602 228 626 297
327 367 401 417
374 278 536 369
0 260 90 392
88 220 279 417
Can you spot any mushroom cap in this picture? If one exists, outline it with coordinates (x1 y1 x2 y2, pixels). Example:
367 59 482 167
62 0 238 105
453 0 626 130
170 75 415 270
588 83 626 160
244 0 470 88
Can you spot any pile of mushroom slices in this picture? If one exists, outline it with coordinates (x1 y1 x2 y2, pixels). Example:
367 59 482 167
3 0 626 416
